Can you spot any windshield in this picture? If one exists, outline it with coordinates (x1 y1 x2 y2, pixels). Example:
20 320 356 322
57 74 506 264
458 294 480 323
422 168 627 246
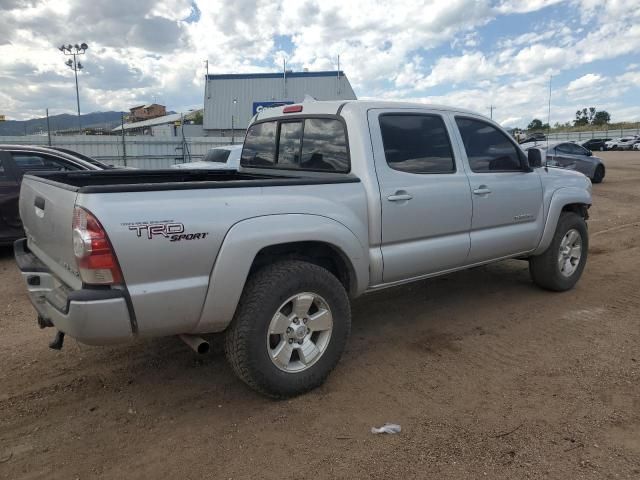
203 149 231 163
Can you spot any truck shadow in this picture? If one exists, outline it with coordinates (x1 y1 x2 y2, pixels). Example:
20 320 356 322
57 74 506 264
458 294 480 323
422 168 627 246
11 259 541 408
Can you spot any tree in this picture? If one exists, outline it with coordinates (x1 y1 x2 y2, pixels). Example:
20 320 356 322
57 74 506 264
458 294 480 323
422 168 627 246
191 111 203 125
527 118 544 130
592 110 610 126
574 106 608 126
574 109 590 126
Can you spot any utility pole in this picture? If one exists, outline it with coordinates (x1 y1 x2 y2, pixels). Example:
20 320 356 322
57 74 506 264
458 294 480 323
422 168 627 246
231 98 237 144
337 55 341 95
547 75 552 149
120 113 127 167
489 105 496 120
59 43 88 132
46 108 51 146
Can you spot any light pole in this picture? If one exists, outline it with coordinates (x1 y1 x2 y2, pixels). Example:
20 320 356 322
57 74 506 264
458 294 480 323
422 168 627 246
59 43 88 132
231 98 237 144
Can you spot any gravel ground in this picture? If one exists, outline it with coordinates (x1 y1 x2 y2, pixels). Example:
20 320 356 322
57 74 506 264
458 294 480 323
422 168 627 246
1 151 639 479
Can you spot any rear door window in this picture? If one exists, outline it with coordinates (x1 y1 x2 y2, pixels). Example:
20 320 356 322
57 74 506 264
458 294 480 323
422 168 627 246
379 114 455 174
241 118 349 172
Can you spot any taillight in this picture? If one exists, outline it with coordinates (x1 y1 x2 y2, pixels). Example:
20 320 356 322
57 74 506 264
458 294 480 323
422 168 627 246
72 206 123 285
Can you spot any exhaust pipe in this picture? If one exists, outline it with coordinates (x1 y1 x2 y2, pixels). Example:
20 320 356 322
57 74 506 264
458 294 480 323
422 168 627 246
179 334 210 354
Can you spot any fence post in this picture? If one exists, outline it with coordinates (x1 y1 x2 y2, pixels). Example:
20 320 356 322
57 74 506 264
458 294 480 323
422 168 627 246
120 113 127 167
46 108 52 146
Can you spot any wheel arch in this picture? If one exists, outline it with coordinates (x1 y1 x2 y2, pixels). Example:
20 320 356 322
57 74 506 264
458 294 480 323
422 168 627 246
192 214 368 334
533 188 591 256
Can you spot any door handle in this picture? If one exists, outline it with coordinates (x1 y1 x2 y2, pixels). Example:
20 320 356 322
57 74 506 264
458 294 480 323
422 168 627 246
387 192 413 202
34 196 45 210
472 186 491 195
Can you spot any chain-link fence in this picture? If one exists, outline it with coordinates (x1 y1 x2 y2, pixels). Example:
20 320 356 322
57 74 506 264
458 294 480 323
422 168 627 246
0 135 240 169
544 126 640 143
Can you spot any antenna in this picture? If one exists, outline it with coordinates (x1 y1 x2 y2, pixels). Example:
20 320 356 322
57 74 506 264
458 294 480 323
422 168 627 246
205 59 210 99
283 57 287 99
545 74 552 170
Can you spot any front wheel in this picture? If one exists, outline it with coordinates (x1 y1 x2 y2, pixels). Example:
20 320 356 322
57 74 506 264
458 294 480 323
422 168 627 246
225 260 351 398
592 165 605 184
599 146 604 151
529 212 588 291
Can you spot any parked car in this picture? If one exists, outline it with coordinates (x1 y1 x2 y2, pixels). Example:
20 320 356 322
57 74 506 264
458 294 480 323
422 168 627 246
15 100 592 398
581 138 611 151
171 145 242 170
522 141 606 183
520 134 546 144
605 136 638 150
634 142 640 151
0 145 104 246
47 147 116 169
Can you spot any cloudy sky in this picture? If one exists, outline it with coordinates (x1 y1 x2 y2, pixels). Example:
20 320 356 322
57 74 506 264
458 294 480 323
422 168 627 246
1 0 639 127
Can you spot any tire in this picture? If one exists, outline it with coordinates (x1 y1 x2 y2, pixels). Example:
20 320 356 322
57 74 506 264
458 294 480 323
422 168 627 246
599 146 604 151
224 260 351 398
529 212 588 292
592 165 605 184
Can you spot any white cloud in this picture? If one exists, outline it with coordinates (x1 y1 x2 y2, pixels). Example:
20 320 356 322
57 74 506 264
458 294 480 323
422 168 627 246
495 0 564 14
567 73 604 92
0 0 638 127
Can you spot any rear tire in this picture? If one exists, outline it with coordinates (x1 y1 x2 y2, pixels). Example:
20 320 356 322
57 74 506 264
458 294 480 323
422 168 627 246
224 260 351 398
592 165 605 184
529 212 588 292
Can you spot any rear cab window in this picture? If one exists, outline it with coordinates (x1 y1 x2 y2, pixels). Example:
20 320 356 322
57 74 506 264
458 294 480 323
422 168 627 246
241 117 349 172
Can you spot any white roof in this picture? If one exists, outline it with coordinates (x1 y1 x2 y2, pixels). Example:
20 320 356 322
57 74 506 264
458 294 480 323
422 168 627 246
254 99 483 123
112 113 183 132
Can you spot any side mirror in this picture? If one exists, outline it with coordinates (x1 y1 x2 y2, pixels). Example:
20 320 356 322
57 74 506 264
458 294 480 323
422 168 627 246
586 150 593 156
527 148 543 168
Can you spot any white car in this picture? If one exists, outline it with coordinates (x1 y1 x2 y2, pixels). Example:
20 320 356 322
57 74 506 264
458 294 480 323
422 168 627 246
605 136 638 150
172 145 242 170
634 142 640 151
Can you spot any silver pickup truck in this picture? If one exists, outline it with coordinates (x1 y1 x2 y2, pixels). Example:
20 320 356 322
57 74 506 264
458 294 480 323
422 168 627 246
15 100 592 397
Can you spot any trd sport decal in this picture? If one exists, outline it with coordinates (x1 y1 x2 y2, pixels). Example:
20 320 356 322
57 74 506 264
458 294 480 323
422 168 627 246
123 221 209 242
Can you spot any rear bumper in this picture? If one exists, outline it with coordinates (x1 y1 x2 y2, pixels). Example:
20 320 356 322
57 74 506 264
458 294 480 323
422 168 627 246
14 238 133 345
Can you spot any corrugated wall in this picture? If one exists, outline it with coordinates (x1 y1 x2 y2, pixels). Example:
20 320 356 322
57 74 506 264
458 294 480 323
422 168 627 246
204 73 357 130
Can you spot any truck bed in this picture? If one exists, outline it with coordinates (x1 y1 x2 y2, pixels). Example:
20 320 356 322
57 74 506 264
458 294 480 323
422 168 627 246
26 169 360 193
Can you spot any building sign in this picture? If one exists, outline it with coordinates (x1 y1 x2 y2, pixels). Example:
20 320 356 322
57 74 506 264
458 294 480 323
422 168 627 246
252 101 294 115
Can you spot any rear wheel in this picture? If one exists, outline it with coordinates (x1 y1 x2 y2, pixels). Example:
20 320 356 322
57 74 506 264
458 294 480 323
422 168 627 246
592 165 605 184
529 212 588 291
225 260 351 398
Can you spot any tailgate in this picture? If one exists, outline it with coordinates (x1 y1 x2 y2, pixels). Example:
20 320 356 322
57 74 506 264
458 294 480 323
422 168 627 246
19 176 82 289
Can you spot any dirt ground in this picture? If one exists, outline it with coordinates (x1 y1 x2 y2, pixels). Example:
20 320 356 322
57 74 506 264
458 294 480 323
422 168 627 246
1 151 639 479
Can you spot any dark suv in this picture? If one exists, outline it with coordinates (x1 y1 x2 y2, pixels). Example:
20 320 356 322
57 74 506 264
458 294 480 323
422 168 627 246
0 145 106 245
582 138 611 151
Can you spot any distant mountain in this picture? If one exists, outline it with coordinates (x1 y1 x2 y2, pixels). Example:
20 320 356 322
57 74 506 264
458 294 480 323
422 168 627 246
0 111 126 136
